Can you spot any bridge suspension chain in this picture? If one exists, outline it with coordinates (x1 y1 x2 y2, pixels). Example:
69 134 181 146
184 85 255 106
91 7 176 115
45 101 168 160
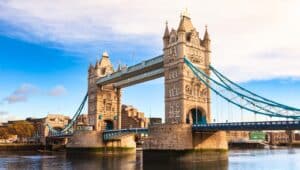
47 93 88 136
210 65 300 111
184 57 300 120
210 66 300 118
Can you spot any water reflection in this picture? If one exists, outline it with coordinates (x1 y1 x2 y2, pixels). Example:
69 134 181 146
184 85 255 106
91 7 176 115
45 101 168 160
143 151 228 170
67 152 142 170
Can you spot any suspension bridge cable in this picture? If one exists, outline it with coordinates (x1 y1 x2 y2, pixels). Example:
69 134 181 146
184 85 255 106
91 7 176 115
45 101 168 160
209 65 300 113
210 65 300 111
184 57 300 119
211 67 300 118
47 93 88 135
186 58 300 118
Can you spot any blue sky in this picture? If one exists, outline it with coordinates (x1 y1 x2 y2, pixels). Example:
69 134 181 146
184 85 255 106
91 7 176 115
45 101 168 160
1 0 300 122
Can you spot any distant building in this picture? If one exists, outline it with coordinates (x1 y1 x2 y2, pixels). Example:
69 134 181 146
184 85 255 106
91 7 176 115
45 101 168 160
149 118 162 125
121 105 149 129
75 114 93 131
267 131 292 145
76 114 89 126
0 114 70 144
227 131 249 142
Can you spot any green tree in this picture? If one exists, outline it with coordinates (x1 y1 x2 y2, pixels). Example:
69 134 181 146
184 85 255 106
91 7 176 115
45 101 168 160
0 127 9 142
8 121 35 143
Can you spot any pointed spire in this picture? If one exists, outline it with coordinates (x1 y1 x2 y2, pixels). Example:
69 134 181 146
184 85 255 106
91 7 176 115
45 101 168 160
88 63 94 73
89 63 94 69
95 59 99 69
178 17 186 32
102 51 109 58
177 10 193 32
181 8 190 18
117 64 122 71
203 25 210 40
163 21 170 39
98 51 114 74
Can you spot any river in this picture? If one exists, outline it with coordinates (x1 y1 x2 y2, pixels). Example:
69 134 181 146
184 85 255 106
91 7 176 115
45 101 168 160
0 149 299 170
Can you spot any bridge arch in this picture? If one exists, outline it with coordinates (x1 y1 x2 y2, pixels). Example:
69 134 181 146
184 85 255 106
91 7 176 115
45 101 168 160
48 127 63 136
186 107 207 125
104 119 114 130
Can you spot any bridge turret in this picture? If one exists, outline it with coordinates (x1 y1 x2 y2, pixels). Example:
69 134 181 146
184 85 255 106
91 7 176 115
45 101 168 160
202 26 211 52
94 60 101 77
88 64 94 74
96 52 114 77
177 15 193 43
163 21 170 49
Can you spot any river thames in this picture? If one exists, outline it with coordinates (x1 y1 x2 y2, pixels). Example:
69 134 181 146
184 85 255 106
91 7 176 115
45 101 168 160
0 149 299 170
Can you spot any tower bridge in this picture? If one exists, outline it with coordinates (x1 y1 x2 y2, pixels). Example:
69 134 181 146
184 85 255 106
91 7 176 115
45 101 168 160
47 13 300 151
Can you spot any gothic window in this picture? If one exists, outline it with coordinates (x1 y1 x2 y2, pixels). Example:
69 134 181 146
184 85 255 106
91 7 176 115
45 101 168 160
168 89 172 97
185 85 191 95
186 32 191 42
169 104 174 114
101 68 106 75
168 85 179 97
168 69 178 79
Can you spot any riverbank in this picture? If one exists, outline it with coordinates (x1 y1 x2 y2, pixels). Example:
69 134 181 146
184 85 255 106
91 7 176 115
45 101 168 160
0 144 43 151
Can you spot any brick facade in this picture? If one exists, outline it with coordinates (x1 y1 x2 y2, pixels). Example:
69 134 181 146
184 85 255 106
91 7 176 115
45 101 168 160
121 105 149 129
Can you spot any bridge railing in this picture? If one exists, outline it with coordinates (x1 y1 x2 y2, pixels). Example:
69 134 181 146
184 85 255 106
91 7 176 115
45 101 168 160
193 120 300 131
48 131 73 137
102 128 148 141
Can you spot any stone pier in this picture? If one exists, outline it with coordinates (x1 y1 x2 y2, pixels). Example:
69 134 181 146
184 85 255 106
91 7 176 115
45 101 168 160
143 124 227 151
66 130 136 152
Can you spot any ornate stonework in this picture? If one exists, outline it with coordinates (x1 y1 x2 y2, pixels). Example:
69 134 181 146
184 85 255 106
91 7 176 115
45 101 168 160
88 52 121 131
163 14 211 124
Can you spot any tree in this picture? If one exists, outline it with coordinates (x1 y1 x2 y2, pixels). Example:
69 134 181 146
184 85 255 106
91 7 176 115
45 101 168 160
0 127 9 142
8 121 35 143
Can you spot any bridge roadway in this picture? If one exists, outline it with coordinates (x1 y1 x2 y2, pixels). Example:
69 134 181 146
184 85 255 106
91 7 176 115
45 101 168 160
192 120 300 131
96 55 164 88
103 128 148 141
102 120 300 141
49 121 300 140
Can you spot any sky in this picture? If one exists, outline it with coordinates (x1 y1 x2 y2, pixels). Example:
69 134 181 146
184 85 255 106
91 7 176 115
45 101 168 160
0 0 300 122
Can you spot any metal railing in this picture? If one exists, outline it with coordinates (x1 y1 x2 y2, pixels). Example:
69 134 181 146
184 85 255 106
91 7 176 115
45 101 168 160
103 128 148 141
192 120 300 131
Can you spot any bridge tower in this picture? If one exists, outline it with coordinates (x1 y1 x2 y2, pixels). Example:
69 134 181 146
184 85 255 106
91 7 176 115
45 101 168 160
144 13 227 151
163 12 211 125
88 52 121 131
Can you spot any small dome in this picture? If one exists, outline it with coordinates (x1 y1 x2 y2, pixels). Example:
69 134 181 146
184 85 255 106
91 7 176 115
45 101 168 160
102 51 109 57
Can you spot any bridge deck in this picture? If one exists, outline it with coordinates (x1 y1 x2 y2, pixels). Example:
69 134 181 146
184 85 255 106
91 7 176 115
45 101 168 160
193 120 300 131
103 128 148 141
96 55 164 87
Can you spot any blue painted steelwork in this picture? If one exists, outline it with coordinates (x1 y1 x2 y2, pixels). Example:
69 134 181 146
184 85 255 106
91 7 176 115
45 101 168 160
103 128 148 141
193 120 300 131
47 93 88 137
210 65 300 111
48 131 73 138
184 57 300 119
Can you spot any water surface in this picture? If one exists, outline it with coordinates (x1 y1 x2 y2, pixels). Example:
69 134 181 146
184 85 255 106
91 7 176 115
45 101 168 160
0 149 299 170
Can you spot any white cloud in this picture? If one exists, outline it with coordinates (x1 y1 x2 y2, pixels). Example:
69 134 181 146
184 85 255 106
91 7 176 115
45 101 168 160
0 111 8 116
1 0 300 82
2 83 38 104
48 85 67 96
